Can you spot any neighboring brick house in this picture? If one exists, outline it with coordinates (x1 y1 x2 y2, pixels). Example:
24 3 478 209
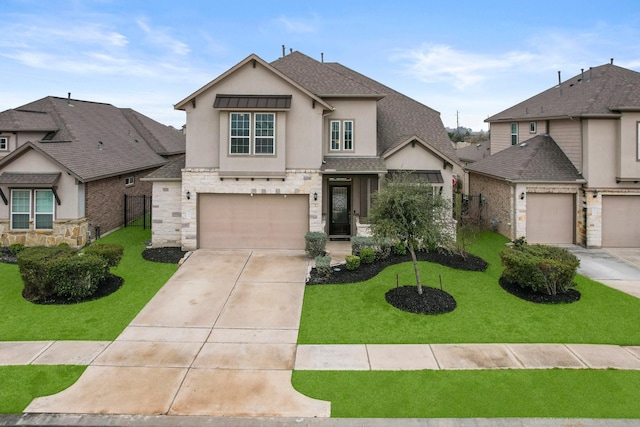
147 51 461 250
468 61 640 247
0 96 185 247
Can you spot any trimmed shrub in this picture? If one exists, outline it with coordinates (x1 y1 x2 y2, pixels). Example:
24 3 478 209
18 246 77 301
82 243 124 269
500 244 579 295
393 241 407 255
351 236 374 255
359 247 375 264
9 243 25 256
315 255 332 277
305 232 327 258
375 238 393 260
345 255 361 271
51 254 106 301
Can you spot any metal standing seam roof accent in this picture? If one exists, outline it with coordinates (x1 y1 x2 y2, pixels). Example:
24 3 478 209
387 169 444 184
213 95 292 109
0 172 61 187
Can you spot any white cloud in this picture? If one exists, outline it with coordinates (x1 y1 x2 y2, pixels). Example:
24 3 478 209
275 15 318 33
136 18 190 55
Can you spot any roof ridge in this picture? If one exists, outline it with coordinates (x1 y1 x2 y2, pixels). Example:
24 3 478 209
42 97 79 142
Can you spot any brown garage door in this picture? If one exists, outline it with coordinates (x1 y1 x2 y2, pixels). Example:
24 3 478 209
526 193 575 244
198 194 309 249
602 195 640 247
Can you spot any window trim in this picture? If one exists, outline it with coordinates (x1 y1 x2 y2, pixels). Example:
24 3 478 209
10 189 31 230
228 112 276 156
125 176 135 186
529 121 537 134
511 123 519 145
329 119 355 152
0 136 8 151
34 189 54 230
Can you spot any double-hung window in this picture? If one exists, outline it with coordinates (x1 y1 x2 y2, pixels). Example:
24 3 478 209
330 120 355 151
0 136 8 151
229 112 275 155
10 189 54 230
511 123 518 145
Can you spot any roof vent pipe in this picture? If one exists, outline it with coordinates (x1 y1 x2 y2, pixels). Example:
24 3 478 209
289 48 292 54
321 52 324 63
68 92 71 100
611 58 614 65
581 68 584 81
282 45 285 57
589 67 592 80
558 71 561 86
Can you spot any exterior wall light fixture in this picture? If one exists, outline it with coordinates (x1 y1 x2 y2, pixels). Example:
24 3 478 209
314 192 318 201
186 191 191 200
520 192 525 200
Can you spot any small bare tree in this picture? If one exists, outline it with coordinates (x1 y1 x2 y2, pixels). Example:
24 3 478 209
369 172 454 294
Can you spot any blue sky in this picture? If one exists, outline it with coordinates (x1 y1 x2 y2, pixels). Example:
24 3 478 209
1 0 640 131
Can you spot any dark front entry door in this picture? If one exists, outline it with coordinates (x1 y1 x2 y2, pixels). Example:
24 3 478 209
330 186 351 236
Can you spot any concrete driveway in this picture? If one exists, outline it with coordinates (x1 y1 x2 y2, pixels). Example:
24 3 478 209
25 250 330 417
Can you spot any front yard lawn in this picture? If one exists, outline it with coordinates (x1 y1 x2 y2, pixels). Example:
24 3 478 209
0 227 178 341
298 232 640 345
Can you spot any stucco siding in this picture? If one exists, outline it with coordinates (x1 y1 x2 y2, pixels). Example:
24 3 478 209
617 112 640 181
323 98 378 157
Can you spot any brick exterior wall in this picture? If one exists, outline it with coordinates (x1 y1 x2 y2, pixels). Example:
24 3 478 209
469 173 514 239
180 168 323 251
85 168 155 235
150 181 182 247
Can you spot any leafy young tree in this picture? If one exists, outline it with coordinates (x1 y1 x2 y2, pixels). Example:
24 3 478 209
369 172 454 294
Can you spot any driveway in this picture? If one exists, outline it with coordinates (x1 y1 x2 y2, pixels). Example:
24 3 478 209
565 246 640 298
25 250 330 417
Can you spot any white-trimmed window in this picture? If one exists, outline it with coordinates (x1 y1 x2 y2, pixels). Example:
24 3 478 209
330 120 355 151
511 123 518 145
125 176 135 186
10 189 54 230
529 121 537 134
0 136 7 151
229 112 275 155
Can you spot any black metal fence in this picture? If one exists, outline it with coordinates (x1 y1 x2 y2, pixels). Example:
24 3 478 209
124 194 152 229
454 193 488 227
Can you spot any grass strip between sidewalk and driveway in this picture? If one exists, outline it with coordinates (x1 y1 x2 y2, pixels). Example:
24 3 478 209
0 227 178 341
292 369 640 418
298 232 640 345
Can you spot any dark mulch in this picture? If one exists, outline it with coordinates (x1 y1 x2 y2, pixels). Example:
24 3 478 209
0 247 18 264
142 247 187 264
499 277 581 304
386 286 457 315
26 274 124 305
307 250 488 285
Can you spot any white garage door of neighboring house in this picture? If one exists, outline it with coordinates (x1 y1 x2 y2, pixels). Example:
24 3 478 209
526 193 575 244
198 194 309 250
602 195 640 247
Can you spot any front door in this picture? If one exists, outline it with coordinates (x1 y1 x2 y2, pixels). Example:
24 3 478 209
329 186 351 236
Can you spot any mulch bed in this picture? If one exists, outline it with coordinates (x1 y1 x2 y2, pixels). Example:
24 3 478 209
499 277 581 304
0 247 18 264
307 250 488 285
142 247 187 264
385 286 457 315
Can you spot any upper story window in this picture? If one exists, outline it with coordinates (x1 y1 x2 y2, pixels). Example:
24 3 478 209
11 189 54 230
330 120 355 152
511 123 518 145
229 112 275 155
125 176 135 186
0 136 8 151
529 121 537 134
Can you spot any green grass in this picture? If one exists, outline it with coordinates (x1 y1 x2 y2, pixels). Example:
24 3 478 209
0 365 85 414
0 227 178 341
298 231 640 345
292 369 640 418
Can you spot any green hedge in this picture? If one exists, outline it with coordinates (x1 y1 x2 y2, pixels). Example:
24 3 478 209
500 244 579 295
18 246 77 301
345 255 361 271
51 254 106 301
305 232 327 258
359 247 375 264
81 243 124 268
315 255 332 277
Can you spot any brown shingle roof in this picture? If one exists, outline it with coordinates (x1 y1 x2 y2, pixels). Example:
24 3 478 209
467 134 585 182
0 109 58 132
457 143 491 163
143 155 185 180
0 97 185 182
270 52 458 165
321 156 387 173
487 63 640 122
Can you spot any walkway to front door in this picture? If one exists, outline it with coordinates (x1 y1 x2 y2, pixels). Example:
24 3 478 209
26 250 330 417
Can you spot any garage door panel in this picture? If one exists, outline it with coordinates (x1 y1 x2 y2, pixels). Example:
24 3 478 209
602 196 640 247
198 194 308 249
526 193 574 244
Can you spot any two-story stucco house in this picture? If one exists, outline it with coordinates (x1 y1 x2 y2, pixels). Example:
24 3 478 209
467 61 640 247
0 96 185 247
146 51 460 250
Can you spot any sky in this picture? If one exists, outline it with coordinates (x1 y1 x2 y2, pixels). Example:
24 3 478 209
1 1 640 132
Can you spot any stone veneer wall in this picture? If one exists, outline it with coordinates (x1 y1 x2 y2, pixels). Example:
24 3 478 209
0 218 89 247
181 168 323 251
469 174 514 239
150 181 182 247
